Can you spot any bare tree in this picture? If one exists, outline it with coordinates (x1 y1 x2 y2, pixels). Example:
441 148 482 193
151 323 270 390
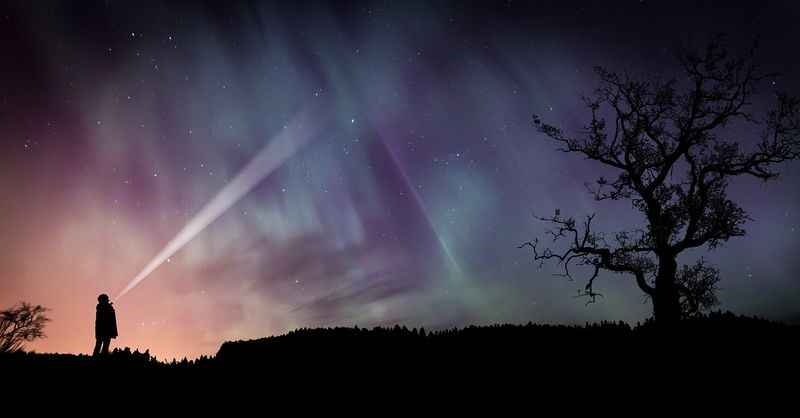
0 302 50 353
522 37 800 324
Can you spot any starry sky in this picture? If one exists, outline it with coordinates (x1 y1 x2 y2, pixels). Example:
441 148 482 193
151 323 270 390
1 0 799 360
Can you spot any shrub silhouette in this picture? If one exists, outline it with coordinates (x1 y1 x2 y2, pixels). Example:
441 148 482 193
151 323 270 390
0 302 50 353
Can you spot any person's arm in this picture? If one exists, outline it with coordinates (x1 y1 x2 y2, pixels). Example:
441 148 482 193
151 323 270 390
110 308 118 338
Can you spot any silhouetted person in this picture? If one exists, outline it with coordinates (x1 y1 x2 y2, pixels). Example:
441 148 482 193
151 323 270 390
93 294 118 356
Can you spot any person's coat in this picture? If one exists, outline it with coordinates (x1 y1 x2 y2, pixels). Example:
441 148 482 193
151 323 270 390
95 302 118 339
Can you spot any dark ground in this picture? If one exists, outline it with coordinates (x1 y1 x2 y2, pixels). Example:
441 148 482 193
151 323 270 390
4 311 800 378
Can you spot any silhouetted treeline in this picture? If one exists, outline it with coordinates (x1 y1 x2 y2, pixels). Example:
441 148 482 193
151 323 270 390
3 311 799 373
215 311 800 368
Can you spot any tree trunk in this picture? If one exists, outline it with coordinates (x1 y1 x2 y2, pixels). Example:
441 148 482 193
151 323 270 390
653 255 681 325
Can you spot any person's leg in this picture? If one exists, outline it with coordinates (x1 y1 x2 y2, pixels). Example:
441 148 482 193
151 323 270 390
101 337 111 355
93 338 102 356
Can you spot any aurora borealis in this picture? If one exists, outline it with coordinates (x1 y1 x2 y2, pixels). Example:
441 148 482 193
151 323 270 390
1 0 799 359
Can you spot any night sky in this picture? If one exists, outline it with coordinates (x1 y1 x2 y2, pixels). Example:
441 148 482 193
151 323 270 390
2 0 799 359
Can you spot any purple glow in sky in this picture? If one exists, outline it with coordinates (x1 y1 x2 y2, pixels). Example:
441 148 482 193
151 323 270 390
1 0 798 359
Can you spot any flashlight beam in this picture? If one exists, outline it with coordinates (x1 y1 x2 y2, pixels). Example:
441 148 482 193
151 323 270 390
116 106 327 300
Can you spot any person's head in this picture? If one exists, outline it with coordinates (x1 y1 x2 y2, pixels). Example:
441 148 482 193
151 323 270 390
98 294 110 304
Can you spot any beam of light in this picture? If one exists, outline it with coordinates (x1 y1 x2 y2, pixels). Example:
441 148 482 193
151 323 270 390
116 104 330 300
375 134 465 279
